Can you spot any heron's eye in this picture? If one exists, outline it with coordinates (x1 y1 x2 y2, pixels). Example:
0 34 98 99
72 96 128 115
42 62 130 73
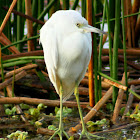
76 23 80 27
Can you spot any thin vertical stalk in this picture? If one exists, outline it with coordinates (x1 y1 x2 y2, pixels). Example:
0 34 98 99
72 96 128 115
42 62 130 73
32 0 38 19
81 0 86 17
49 0 60 18
126 0 132 48
98 0 106 100
38 0 44 29
0 0 5 26
12 66 16 97
112 0 121 106
93 1 98 104
0 46 7 96
17 0 22 51
32 0 38 49
121 0 128 96
13 4 17 42
72 0 79 10
6 0 12 42
109 0 115 34
63 0 69 10
106 0 113 77
25 0 34 51
87 0 94 107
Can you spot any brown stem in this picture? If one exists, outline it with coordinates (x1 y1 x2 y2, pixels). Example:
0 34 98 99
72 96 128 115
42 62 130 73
0 70 27 90
0 33 20 54
2 6 44 25
25 0 34 51
0 97 89 108
2 64 38 80
0 0 17 35
122 85 135 119
112 72 129 124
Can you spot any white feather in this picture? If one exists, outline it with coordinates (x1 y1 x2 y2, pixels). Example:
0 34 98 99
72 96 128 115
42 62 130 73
40 10 103 101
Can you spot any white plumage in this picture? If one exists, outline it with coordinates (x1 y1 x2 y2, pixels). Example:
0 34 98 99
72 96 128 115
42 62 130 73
40 10 92 101
40 10 106 140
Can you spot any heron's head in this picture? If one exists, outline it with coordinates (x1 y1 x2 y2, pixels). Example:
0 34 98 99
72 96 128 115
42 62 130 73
50 10 107 35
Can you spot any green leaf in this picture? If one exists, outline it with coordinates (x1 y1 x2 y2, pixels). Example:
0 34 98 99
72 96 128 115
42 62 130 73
20 103 30 109
48 125 57 131
86 121 96 126
68 136 74 140
55 107 72 117
55 107 59 114
120 107 125 115
5 108 12 116
37 103 45 110
29 108 35 115
12 106 17 114
106 103 113 111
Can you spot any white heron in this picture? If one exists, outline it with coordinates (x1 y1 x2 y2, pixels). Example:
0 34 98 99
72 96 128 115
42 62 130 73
40 10 106 140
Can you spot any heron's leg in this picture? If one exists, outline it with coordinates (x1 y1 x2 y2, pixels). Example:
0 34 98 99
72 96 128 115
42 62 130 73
49 84 69 140
74 83 104 140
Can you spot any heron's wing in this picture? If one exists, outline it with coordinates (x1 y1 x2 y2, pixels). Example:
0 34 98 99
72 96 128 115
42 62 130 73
40 24 60 94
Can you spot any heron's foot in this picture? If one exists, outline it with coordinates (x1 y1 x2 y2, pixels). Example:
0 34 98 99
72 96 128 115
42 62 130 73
79 129 105 140
49 128 69 140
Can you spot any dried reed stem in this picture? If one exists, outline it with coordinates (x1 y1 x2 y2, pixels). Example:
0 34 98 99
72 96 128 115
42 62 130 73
0 97 88 108
0 70 27 90
0 33 20 54
0 0 17 35
87 0 94 107
104 78 127 91
122 85 135 119
112 72 129 124
25 0 34 51
3 64 37 79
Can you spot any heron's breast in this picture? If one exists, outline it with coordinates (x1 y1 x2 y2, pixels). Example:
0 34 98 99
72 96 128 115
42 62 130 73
57 32 91 80
61 32 90 60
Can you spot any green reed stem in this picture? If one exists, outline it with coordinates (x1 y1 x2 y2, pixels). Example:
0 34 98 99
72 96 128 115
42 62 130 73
2 35 39 51
63 0 69 10
112 0 120 106
121 0 128 97
12 67 16 97
93 0 98 103
72 0 79 10
0 46 7 96
3 56 44 63
98 0 106 100
17 0 22 51
106 0 112 77
2 60 32 68
81 0 86 17
96 11 140 25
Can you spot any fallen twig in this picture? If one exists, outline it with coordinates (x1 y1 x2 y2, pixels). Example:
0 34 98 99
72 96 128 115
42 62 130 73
122 85 135 119
103 78 127 91
0 70 27 90
92 122 140 135
112 72 129 124
37 128 54 136
1 63 38 80
0 97 89 108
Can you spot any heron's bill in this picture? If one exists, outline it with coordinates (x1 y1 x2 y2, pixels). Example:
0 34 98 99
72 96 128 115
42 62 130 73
82 25 107 35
